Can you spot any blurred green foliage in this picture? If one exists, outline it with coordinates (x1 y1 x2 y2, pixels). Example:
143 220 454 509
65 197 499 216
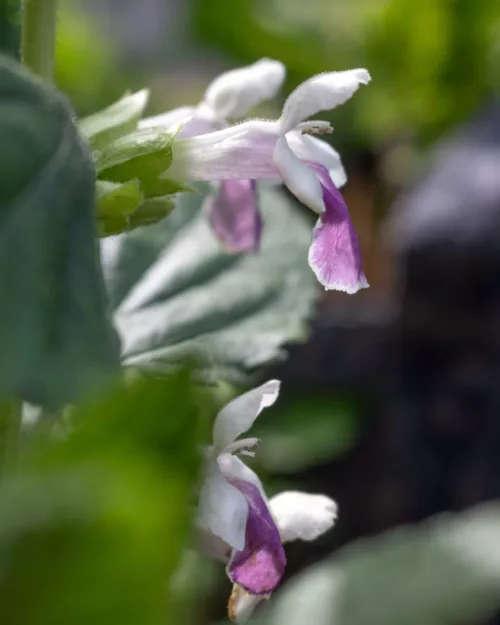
253 392 361 474
0 370 210 625
0 1 19 57
55 4 123 115
193 0 500 150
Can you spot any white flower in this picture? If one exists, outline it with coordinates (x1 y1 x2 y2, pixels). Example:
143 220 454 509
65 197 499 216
139 58 286 137
140 59 286 253
197 380 337 622
168 69 371 292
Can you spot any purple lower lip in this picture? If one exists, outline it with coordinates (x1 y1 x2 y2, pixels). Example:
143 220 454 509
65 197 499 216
227 479 286 595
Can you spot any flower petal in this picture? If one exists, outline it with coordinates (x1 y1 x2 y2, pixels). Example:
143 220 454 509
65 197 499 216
204 58 286 121
206 180 263 252
286 132 347 188
169 120 281 182
307 164 368 293
139 108 216 138
139 106 194 129
198 458 248 551
279 69 371 134
227 478 286 595
269 491 337 543
228 584 267 623
273 137 325 213
213 380 280 452
218 453 265 491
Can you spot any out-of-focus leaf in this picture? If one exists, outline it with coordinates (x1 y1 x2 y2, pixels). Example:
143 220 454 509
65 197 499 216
101 184 317 386
79 89 149 148
253 394 360 473
0 55 119 406
267 504 500 625
0 1 19 57
169 550 221 624
96 180 144 236
0 371 208 625
94 127 176 197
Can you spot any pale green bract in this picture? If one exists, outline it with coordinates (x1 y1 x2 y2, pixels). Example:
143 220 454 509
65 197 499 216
79 91 186 236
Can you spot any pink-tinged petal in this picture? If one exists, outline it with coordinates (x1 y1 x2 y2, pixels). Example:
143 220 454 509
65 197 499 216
279 69 371 134
168 120 280 182
206 180 263 253
140 108 217 139
227 479 286 595
204 58 286 121
139 106 196 129
307 164 368 294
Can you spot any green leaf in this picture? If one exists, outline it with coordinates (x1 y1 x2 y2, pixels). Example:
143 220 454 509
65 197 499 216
267 504 500 625
0 54 119 407
0 371 208 625
101 184 318 385
95 127 176 197
78 89 149 148
96 180 143 236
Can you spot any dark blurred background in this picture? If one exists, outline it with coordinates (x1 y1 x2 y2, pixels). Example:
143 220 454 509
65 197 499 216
3 0 500 621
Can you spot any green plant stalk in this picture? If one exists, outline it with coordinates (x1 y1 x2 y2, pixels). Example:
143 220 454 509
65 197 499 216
21 0 57 82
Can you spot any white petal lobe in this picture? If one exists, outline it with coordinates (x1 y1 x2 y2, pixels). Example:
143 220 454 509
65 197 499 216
273 137 325 213
286 132 347 188
198 459 248 551
204 58 286 121
269 491 338 542
139 106 197 129
279 69 371 134
213 380 280 451
218 454 267 496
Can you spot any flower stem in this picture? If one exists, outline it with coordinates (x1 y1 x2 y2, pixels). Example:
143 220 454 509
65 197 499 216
21 0 57 83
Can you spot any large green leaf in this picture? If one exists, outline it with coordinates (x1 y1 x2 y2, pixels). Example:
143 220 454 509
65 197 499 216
0 370 208 625
267 504 500 625
101 184 317 385
0 55 119 407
